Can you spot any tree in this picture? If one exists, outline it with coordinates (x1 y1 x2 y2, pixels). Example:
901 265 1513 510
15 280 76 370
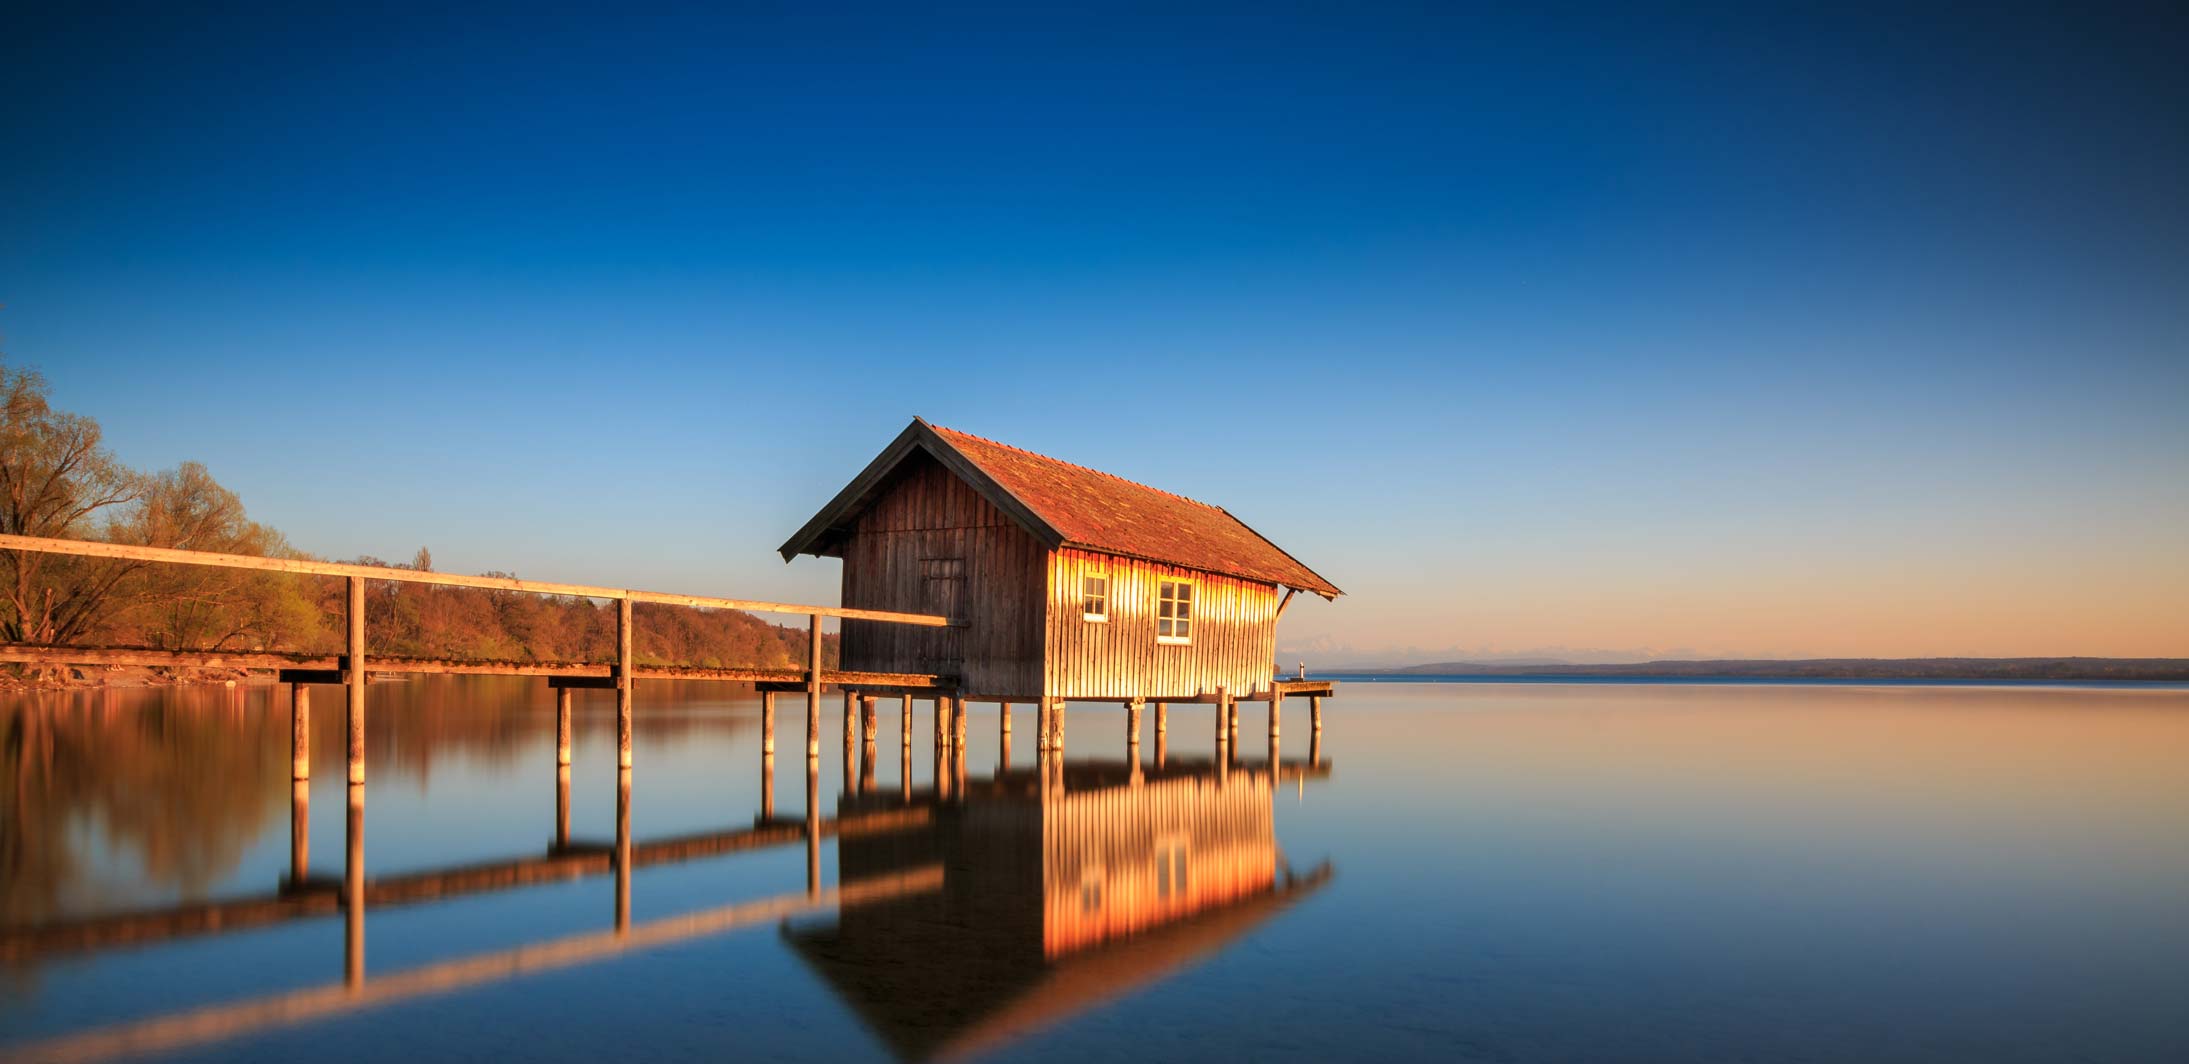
0 365 144 645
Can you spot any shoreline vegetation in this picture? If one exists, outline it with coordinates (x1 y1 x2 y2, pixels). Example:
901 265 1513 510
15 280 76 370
1 362 834 691
1340 657 2189 683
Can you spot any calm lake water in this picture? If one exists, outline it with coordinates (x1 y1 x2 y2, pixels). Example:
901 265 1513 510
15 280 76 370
4 678 2187 1062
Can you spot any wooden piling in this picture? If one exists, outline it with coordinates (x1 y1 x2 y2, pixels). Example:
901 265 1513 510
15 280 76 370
345 576 365 785
1126 698 1143 751
1051 699 1065 753
290 683 310 781
614 767 632 934
1215 686 1229 752
761 690 777 756
900 695 913 751
1155 701 1168 767
953 695 967 750
806 614 823 759
1269 691 1282 759
615 597 634 770
762 751 776 820
843 689 857 749
900 738 912 803
1311 695 1323 735
998 703 1013 772
804 756 820 897
289 779 310 884
555 687 573 767
861 696 878 742
1036 697 1051 752
556 764 571 848
344 782 364 987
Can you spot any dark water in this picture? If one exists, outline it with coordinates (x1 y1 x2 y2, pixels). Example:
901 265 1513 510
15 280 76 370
3 679 2186 1062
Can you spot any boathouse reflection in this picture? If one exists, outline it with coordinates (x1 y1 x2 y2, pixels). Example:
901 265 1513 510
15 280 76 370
0 692 1330 1064
789 760 1332 1061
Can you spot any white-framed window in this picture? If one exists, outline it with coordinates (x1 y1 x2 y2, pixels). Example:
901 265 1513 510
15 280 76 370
1156 579 1193 643
1155 835 1189 900
1081 573 1109 622
1078 867 1105 913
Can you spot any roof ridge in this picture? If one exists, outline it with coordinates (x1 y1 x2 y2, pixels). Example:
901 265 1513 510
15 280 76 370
928 423 1226 513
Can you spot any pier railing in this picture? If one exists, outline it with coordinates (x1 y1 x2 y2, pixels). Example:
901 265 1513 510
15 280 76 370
0 532 963 780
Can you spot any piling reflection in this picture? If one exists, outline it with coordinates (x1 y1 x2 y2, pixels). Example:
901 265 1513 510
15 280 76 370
790 753 1332 1061
0 683 1331 1064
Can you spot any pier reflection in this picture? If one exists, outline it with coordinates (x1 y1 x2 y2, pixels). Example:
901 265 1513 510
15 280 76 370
0 688 1329 1064
792 757 1332 1061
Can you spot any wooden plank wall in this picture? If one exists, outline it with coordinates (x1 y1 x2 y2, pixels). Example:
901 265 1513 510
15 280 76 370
841 454 1046 694
1045 548 1280 699
1040 774 1275 957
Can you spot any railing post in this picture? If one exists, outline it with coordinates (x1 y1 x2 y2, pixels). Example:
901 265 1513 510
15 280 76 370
346 576 366 785
616 597 634 770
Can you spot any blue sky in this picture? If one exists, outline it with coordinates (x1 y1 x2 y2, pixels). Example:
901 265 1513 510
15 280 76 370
4 5 2184 661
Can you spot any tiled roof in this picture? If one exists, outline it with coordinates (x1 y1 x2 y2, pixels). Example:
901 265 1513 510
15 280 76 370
779 419 1341 598
926 425 1341 597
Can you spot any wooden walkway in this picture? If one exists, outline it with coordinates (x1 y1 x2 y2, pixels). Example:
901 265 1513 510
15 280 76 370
0 532 962 782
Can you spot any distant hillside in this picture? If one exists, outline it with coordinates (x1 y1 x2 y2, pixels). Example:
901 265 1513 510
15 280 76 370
1355 658 2189 682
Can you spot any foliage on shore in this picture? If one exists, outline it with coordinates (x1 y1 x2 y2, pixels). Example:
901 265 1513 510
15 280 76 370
0 362 828 684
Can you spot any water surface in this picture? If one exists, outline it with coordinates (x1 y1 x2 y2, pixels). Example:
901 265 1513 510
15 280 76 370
3 679 2185 1061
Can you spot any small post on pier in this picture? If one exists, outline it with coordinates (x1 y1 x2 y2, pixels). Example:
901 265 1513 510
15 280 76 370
761 690 777 756
806 615 823 759
555 687 573 767
344 782 364 988
345 576 366 785
291 683 310 780
289 778 310 884
556 764 572 848
616 597 634 770
614 766 632 935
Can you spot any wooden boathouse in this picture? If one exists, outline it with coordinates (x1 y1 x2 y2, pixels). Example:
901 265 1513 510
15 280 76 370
779 419 1341 747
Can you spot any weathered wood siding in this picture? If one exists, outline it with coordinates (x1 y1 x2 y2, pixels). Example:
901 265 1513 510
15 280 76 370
840 453 1046 694
1045 548 1279 700
1042 773 1275 957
